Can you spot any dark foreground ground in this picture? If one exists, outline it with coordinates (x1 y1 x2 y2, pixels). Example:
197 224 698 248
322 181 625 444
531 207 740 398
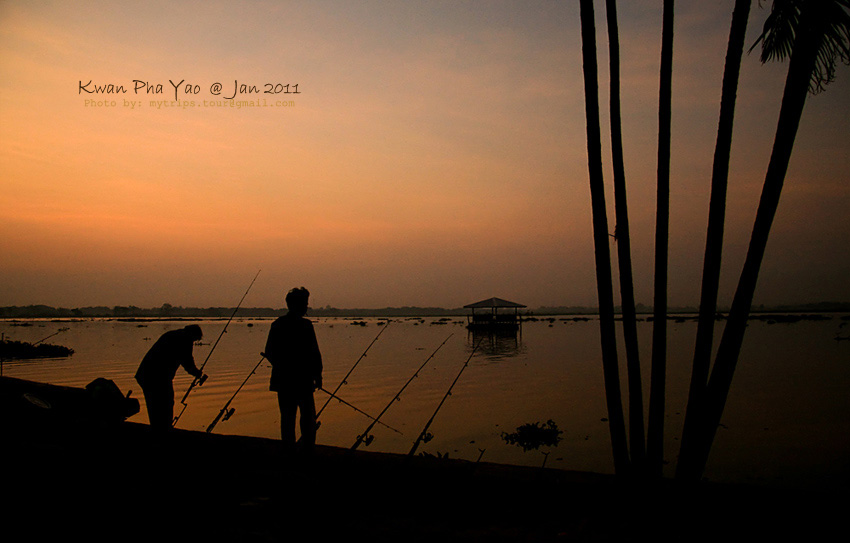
1 376 844 542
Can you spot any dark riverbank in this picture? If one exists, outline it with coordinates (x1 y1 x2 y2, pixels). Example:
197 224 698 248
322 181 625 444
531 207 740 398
1 377 842 542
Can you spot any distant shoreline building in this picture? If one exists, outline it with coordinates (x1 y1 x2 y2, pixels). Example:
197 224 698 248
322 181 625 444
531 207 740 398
464 297 526 332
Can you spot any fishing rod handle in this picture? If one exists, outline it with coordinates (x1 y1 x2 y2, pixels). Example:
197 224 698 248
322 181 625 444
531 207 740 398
172 404 188 427
179 371 208 405
206 411 223 433
179 381 198 404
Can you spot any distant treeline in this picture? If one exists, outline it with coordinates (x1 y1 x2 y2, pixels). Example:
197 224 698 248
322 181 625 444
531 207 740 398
0 305 282 319
0 304 467 319
0 304 616 319
1 301 848 319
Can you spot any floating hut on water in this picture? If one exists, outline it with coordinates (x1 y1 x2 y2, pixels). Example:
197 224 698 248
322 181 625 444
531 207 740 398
464 297 526 332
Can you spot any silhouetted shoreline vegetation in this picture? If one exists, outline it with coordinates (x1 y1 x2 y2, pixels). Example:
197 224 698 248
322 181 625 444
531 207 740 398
1 301 848 320
0 339 74 359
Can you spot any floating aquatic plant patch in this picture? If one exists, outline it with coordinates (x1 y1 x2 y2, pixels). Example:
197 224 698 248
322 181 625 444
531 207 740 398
501 419 563 452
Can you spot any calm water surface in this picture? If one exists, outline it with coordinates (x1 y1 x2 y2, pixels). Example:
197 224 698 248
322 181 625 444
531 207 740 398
3 314 848 489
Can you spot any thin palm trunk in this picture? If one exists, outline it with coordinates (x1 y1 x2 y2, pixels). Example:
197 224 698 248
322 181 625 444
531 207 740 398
677 0 752 480
647 0 674 477
677 5 822 481
579 0 630 475
606 0 645 468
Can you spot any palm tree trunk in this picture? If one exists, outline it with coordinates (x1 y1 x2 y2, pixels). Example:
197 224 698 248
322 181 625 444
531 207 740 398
579 0 630 475
647 0 674 477
677 0 751 481
606 0 645 469
677 10 819 482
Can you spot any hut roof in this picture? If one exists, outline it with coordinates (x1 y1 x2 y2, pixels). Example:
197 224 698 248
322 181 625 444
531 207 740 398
463 297 527 309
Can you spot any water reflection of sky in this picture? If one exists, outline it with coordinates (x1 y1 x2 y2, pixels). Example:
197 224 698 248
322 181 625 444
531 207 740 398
2 315 849 490
468 329 527 362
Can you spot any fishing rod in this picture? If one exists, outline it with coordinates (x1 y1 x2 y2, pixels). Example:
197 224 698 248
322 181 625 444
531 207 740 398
205 357 399 435
315 320 391 419
34 327 70 346
173 269 261 427
351 333 453 450
317 387 402 434
408 338 483 457
206 355 268 433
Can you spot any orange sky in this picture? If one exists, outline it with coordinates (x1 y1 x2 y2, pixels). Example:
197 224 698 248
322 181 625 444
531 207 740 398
1 1 848 310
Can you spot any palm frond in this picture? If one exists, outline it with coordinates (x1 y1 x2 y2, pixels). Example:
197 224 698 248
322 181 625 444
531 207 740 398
750 0 802 61
809 0 850 92
753 0 850 94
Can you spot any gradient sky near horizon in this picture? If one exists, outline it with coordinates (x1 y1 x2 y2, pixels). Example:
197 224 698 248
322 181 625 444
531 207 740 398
1 0 848 310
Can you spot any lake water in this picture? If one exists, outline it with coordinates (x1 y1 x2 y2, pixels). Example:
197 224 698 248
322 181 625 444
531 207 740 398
2 314 848 490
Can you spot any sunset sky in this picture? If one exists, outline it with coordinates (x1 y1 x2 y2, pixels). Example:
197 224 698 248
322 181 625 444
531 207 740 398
1 0 848 310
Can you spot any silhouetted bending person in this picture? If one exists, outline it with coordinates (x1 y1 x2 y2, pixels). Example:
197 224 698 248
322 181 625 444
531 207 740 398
134 324 205 428
263 287 323 454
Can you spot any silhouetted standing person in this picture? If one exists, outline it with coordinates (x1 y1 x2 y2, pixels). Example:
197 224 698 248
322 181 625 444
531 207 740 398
263 287 323 454
135 324 205 428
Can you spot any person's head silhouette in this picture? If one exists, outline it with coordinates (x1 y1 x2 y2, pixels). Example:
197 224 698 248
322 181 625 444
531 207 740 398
286 287 310 317
183 324 203 341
